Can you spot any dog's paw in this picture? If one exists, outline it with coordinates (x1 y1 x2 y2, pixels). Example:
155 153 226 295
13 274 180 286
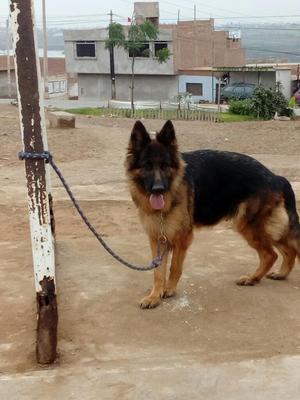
266 272 286 280
163 288 176 298
140 294 161 309
236 275 258 286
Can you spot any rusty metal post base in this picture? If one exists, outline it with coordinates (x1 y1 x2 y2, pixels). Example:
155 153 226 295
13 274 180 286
36 277 58 364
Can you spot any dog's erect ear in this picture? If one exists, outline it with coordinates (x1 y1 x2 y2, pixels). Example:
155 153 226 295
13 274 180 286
156 120 177 146
129 121 151 152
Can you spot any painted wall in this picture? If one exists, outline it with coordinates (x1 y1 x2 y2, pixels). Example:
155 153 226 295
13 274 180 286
178 75 218 102
64 28 175 76
229 71 275 88
276 69 292 99
78 73 178 101
0 71 17 98
230 70 291 99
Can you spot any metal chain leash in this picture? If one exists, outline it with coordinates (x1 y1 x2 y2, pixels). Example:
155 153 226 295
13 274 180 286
18 151 167 272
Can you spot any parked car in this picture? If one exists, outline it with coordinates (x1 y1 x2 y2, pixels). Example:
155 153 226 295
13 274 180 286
221 83 256 102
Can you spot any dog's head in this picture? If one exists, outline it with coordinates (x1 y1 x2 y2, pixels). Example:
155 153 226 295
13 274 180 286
126 120 181 211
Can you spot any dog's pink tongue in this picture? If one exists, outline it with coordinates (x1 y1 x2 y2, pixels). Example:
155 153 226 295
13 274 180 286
149 194 165 210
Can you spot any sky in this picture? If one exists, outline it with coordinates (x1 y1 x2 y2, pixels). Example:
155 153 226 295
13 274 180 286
1 0 300 28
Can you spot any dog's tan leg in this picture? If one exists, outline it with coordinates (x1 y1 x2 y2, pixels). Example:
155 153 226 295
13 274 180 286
236 221 278 286
237 235 278 286
237 245 278 285
164 231 193 298
267 242 296 280
140 239 169 309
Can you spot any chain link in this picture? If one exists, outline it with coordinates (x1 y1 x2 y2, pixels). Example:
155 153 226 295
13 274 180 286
18 151 167 272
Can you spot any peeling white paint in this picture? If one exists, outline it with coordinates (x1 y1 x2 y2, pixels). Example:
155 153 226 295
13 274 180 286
10 0 55 293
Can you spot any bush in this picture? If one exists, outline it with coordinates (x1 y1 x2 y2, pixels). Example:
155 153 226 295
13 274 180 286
251 86 292 120
228 86 293 120
229 99 253 115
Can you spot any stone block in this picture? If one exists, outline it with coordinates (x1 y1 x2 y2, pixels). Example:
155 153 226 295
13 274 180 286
48 111 75 129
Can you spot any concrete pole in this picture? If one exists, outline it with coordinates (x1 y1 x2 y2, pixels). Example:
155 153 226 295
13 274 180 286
217 77 221 112
6 18 11 98
9 0 57 364
109 10 116 100
42 0 49 99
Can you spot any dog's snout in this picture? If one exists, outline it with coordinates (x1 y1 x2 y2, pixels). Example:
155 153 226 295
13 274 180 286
152 181 165 194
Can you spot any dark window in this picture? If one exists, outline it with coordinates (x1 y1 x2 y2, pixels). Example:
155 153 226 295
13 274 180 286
76 41 96 58
154 42 168 56
129 42 150 57
186 83 203 96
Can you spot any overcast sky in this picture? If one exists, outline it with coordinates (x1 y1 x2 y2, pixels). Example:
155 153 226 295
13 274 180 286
1 0 300 28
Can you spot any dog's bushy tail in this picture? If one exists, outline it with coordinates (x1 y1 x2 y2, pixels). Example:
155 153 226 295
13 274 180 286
290 225 300 259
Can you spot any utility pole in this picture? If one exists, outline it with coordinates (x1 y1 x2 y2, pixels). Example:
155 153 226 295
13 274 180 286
6 18 11 98
217 77 221 113
194 4 196 21
42 0 49 99
109 10 116 100
10 0 57 364
177 9 180 23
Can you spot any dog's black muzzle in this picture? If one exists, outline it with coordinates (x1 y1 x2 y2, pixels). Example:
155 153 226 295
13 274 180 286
151 181 166 194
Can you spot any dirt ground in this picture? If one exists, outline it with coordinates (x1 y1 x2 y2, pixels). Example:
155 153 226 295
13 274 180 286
1 104 300 398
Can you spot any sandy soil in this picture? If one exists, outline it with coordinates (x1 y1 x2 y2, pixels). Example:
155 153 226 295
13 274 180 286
1 104 300 385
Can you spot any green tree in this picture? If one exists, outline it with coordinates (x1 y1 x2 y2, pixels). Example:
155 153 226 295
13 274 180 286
105 20 171 110
105 23 125 99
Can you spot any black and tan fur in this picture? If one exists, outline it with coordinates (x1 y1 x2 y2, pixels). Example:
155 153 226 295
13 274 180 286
126 120 300 308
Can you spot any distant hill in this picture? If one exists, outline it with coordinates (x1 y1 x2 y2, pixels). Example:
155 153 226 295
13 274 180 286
0 23 299 63
0 27 64 52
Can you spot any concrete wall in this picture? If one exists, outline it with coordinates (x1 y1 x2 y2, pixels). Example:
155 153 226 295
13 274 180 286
78 73 178 101
173 20 245 70
64 28 175 76
0 71 17 98
179 75 218 102
227 70 292 99
276 69 292 99
230 71 275 87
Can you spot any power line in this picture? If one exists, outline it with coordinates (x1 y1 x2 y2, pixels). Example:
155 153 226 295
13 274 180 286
178 0 249 17
246 47 300 57
215 14 300 20
174 34 300 57
216 26 300 32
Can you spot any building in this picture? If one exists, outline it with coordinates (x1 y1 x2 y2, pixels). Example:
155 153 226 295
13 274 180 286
0 56 67 98
178 67 222 103
64 26 176 101
215 65 293 99
63 2 245 102
0 55 15 98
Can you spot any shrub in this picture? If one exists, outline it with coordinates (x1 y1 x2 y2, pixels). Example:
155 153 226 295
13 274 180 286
229 86 293 120
229 99 253 115
251 86 292 120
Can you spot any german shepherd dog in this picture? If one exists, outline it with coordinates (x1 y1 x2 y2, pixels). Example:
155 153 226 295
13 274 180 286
126 120 300 309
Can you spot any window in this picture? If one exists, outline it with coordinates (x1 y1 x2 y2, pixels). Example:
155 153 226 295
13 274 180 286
53 81 60 93
60 80 67 92
48 82 54 94
154 42 168 56
129 42 150 58
186 83 203 96
76 41 96 58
